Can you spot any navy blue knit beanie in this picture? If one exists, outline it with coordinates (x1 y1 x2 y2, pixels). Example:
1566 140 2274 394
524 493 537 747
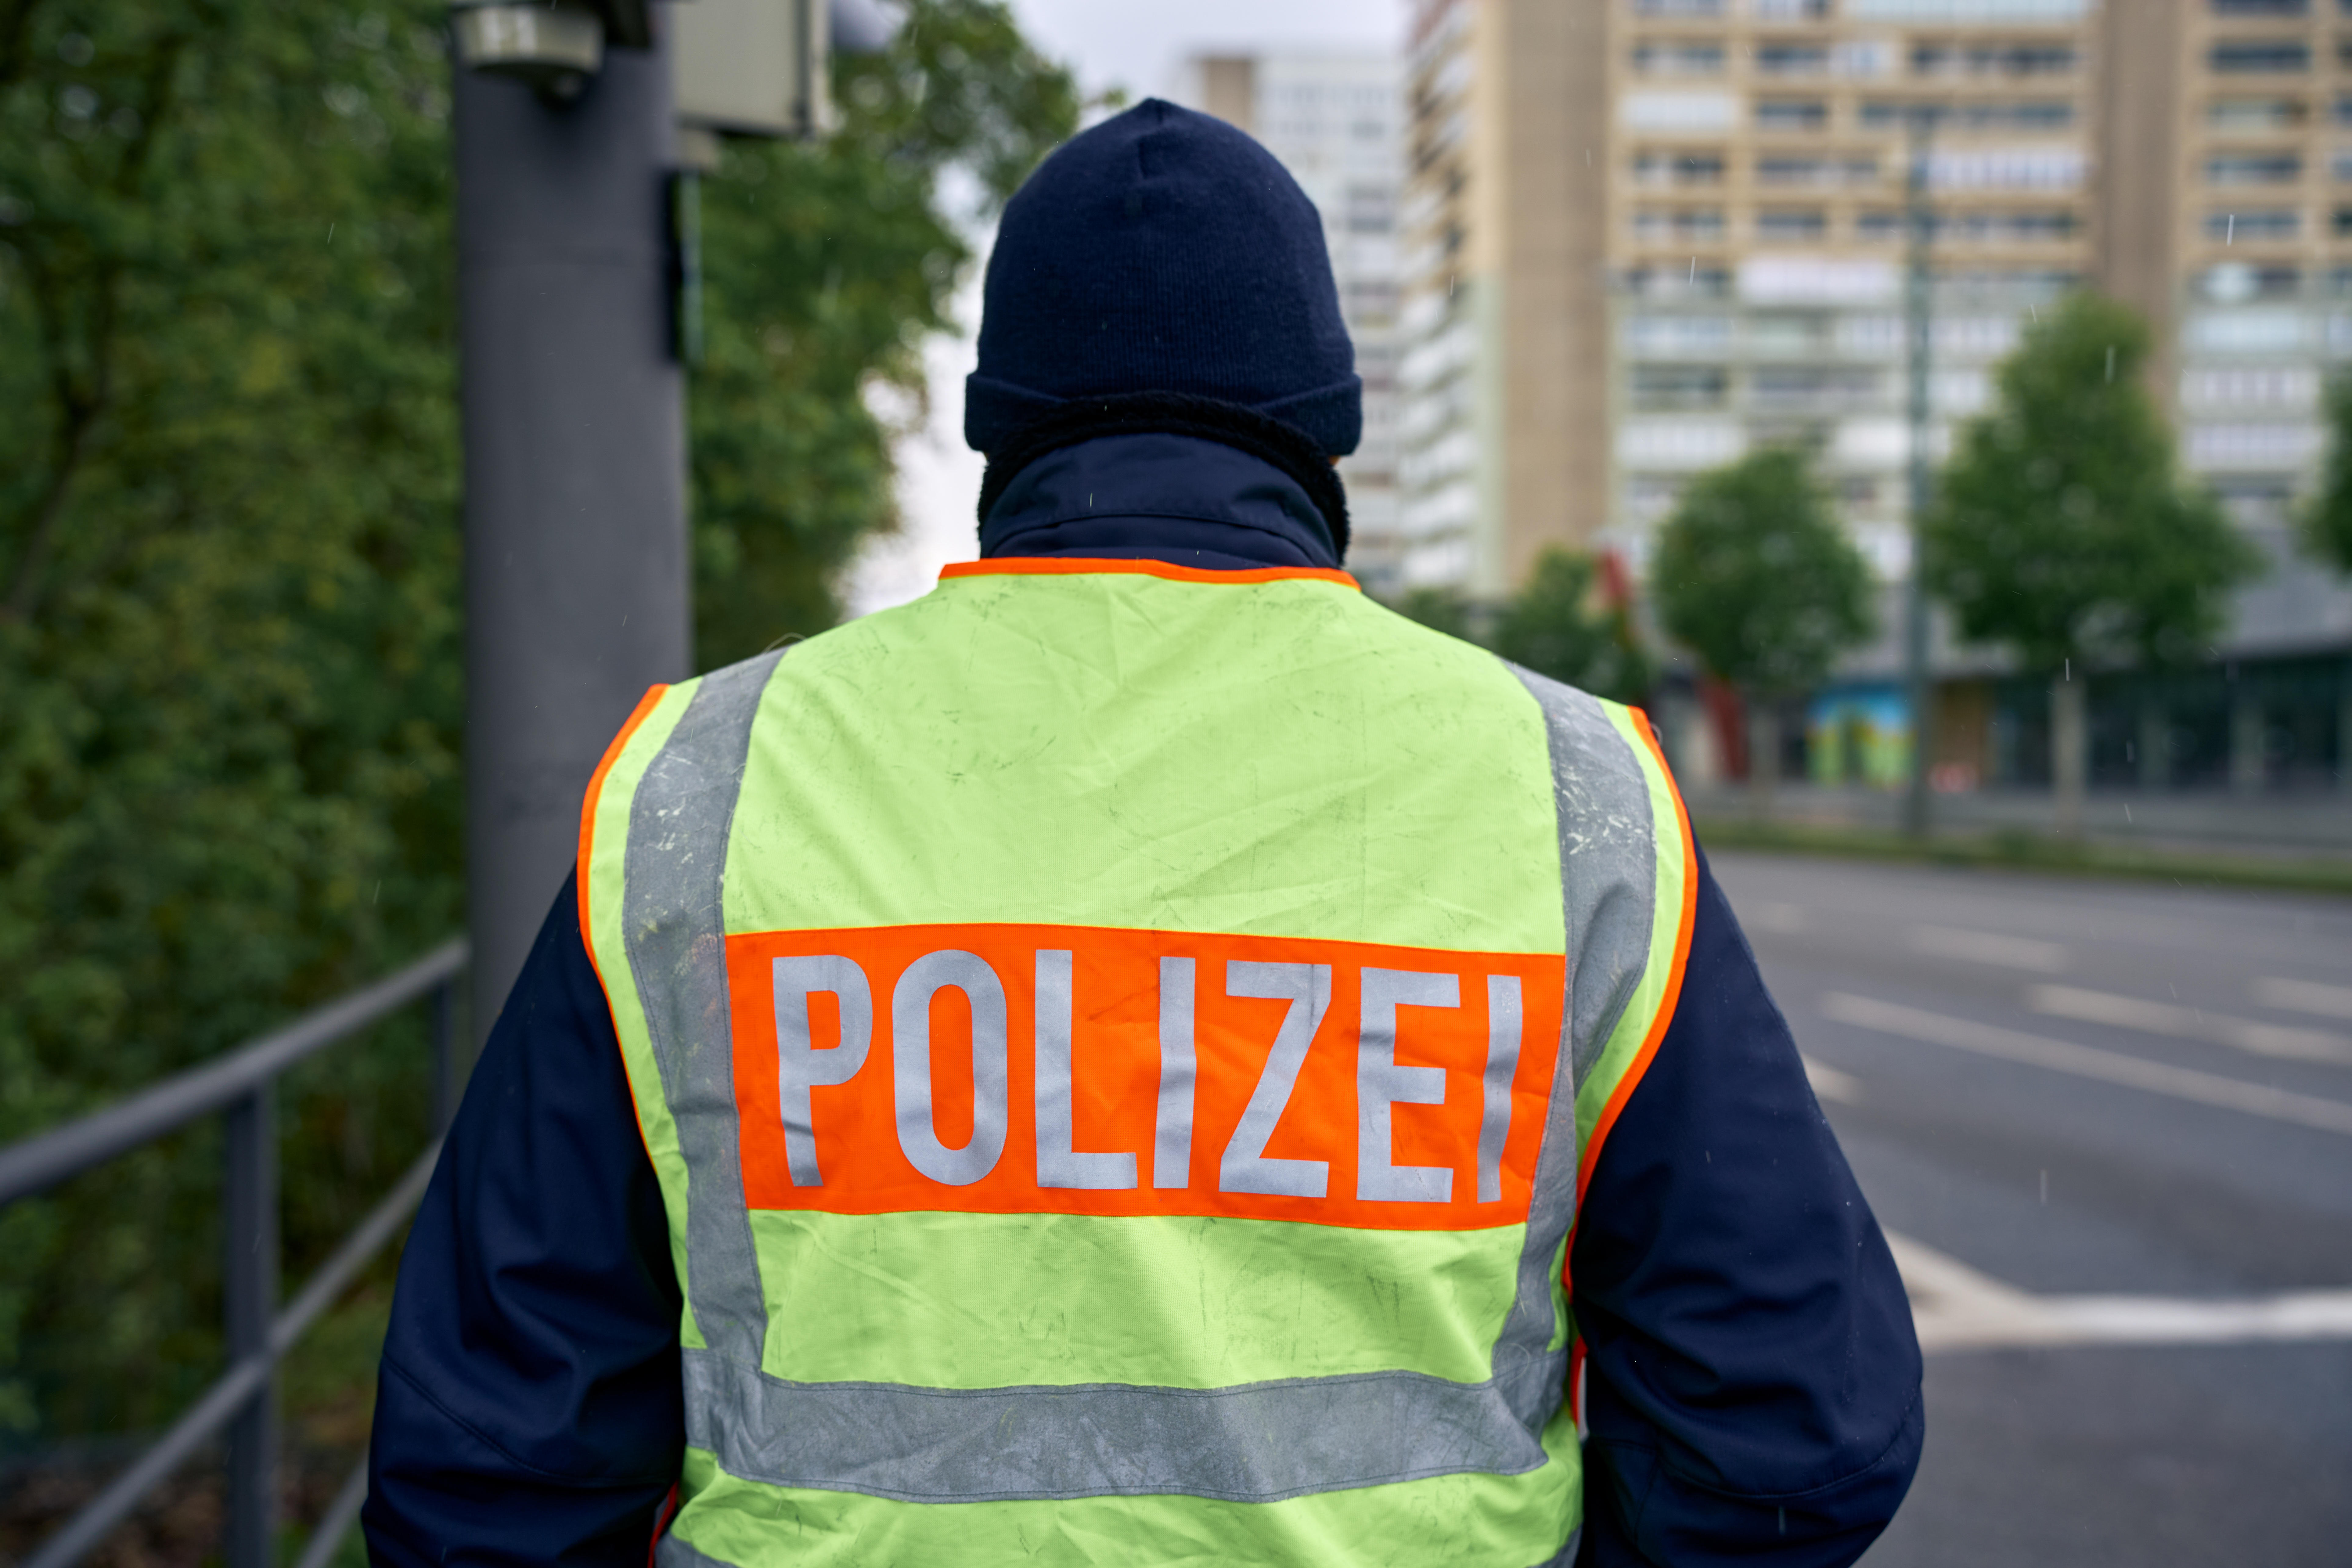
964 98 1361 458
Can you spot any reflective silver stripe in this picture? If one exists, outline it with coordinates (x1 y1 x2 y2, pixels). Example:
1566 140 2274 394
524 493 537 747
1489 663 1662 1434
622 650 784 1369
682 1346 1545 1504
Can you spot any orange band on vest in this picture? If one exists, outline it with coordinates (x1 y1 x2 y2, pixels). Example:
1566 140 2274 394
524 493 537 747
941 557 1360 590
725 922 1563 1232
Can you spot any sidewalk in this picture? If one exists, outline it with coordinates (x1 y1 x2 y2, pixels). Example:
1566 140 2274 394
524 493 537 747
1682 783 2352 860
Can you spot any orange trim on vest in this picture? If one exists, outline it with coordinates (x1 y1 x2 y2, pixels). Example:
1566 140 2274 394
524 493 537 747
726 921 1564 1232
941 557 1360 590
1572 707 1698 1212
578 683 670 1153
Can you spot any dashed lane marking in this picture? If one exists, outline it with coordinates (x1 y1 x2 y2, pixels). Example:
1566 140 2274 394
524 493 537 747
1905 924 2071 974
1889 1231 2352 1353
2030 983 2352 1068
1818 992 2352 1137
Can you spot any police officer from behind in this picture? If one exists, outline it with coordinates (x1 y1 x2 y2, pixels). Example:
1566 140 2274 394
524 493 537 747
366 100 1921 1568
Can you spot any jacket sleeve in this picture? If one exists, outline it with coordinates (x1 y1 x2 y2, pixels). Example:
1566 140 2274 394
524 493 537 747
365 874 685 1567
1572 845 1923 1568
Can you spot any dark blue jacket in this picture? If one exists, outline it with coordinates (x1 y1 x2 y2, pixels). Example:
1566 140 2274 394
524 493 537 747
366 435 1922 1567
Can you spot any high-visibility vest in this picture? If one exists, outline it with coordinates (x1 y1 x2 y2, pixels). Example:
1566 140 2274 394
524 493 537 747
578 558 1694 1568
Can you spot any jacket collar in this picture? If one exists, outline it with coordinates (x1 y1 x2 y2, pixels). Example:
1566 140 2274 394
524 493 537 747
977 432 1342 573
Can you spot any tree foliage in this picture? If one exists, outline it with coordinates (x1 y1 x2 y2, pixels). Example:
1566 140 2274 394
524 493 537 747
1490 548 1653 704
1384 549 1653 705
2306 371 2352 577
0 0 1075 1450
1651 447 1874 697
1925 292 2257 674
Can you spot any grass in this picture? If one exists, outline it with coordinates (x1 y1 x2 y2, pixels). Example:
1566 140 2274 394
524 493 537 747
1690 815 2352 898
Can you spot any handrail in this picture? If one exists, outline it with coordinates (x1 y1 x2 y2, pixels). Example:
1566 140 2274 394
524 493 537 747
0 938 467 1206
0 938 470 1568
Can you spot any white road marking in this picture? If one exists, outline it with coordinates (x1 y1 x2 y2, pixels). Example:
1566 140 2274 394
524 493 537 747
2253 975 2352 1022
1801 1055 1864 1104
2029 984 2352 1067
1905 924 2071 974
1888 1231 2352 1353
1818 992 2352 1137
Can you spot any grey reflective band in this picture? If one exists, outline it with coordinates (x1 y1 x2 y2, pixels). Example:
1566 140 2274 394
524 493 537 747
1487 663 1663 1435
682 1346 1545 1505
622 651 785 1370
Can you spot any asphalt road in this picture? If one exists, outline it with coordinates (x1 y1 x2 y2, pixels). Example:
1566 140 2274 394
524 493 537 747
1706 849 2352 1568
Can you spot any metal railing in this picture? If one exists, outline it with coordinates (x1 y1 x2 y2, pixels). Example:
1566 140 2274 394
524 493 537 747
0 938 470 1568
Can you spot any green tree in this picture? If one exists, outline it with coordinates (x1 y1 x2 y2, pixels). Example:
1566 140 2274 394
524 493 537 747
2305 372 2352 576
1925 292 2257 834
1491 547 1653 705
1652 448 1874 813
0 0 1076 1477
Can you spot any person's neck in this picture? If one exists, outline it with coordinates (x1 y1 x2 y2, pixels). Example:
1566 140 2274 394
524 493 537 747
977 432 1343 572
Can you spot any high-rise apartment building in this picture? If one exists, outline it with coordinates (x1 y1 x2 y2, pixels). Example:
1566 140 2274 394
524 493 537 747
1176 52 1408 593
1400 0 2351 791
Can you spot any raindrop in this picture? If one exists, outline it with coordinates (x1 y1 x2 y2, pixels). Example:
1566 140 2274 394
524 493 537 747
2226 214 2235 244
56 32 93 66
58 84 98 120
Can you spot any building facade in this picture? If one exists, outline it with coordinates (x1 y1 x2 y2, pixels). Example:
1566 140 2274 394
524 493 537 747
1398 0 2350 792
1175 52 1409 595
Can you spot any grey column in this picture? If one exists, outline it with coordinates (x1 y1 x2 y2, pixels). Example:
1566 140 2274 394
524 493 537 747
455 26 692 1047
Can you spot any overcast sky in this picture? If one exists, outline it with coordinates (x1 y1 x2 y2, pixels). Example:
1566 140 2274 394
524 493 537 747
841 0 1410 615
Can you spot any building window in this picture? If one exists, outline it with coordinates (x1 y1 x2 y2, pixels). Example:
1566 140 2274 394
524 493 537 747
2209 96 2307 130
1633 150 1728 186
1633 207 1728 243
1631 41 1729 75
1756 98 1830 130
2207 208 2302 239
1756 42 1831 76
2209 41 2312 72
1757 154 1880 186
1756 207 1830 241
1631 365 1731 409
1912 44 2076 77
1750 366 1882 407
2206 152 2304 182
1860 98 2076 131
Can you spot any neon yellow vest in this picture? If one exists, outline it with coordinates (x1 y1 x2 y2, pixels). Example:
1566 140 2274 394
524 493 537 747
578 560 1694 1568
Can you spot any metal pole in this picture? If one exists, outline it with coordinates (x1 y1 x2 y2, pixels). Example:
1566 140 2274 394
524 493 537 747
223 1088 278 1568
455 16 691 1051
1901 109 1935 840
